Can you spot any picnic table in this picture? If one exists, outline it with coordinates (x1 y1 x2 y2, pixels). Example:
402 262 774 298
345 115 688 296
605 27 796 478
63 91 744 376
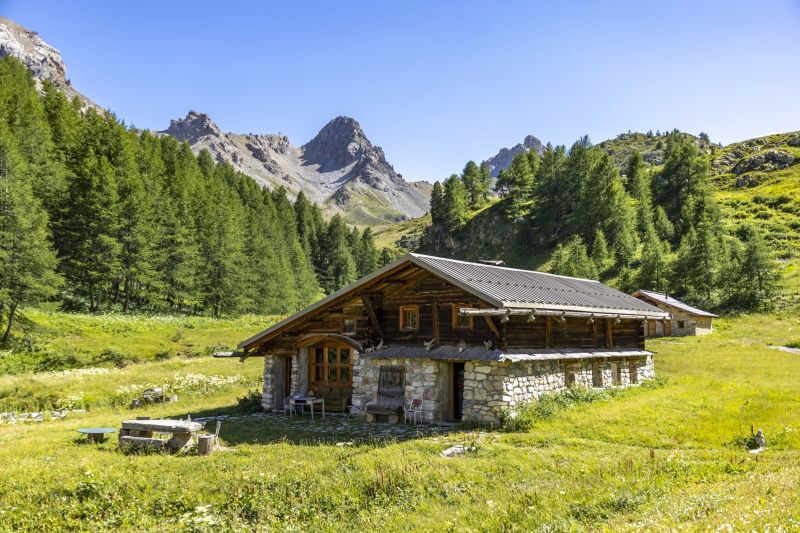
119 419 204 452
289 396 325 420
77 427 116 442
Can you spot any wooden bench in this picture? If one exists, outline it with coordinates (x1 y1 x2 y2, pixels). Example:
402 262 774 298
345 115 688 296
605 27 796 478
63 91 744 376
365 366 405 423
119 419 204 452
119 436 167 451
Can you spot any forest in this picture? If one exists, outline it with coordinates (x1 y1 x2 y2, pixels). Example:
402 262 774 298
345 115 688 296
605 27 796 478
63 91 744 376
428 134 781 312
0 57 388 344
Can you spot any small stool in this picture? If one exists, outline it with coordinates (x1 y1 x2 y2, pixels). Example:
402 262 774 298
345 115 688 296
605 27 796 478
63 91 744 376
77 427 117 443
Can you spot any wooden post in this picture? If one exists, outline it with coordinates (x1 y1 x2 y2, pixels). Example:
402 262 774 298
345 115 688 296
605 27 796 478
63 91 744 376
361 295 383 341
545 318 553 349
432 301 439 345
592 320 599 347
605 319 613 349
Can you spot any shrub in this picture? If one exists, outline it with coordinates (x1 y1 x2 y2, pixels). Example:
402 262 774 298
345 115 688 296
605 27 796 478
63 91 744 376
92 348 140 368
235 389 263 413
500 385 624 432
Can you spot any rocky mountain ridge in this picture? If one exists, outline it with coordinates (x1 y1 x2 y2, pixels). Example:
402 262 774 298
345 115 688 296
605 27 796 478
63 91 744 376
482 134 546 177
0 16 98 110
161 112 430 224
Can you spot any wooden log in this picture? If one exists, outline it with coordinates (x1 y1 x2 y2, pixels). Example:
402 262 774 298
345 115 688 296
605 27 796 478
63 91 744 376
197 434 215 456
361 295 383 340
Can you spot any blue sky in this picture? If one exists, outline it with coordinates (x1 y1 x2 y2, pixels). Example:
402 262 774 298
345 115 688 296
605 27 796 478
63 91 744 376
2 1 799 182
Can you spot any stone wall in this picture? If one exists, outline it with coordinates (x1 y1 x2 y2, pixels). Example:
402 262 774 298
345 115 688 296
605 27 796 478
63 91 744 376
353 355 442 423
261 356 277 410
462 354 655 424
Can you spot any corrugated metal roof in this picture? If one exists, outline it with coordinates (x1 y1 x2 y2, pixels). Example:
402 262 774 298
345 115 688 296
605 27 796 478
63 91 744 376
367 344 651 362
411 254 668 317
238 253 668 350
633 290 718 318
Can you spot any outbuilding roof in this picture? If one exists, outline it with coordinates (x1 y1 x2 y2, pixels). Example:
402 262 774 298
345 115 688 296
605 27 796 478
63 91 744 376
239 253 668 350
632 290 719 318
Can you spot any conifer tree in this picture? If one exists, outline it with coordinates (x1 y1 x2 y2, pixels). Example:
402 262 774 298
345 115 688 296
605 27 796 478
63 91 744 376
636 229 671 293
724 225 780 310
591 228 610 270
429 181 445 224
548 236 598 280
441 174 469 230
0 131 61 344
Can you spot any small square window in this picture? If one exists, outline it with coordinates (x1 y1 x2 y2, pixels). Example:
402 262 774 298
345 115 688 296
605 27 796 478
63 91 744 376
677 320 686 329
342 318 357 335
452 304 473 329
400 305 419 331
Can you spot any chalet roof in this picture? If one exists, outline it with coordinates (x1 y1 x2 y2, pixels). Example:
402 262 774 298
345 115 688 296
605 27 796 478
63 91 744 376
632 290 719 318
369 345 652 363
238 253 668 350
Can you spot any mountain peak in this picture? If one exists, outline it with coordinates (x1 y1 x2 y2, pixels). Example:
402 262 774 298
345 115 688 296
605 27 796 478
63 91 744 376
163 111 222 143
0 17 98 110
483 134 546 177
302 115 373 171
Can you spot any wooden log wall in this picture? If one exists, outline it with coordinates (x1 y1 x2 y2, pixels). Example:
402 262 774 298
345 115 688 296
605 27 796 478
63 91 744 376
255 268 645 353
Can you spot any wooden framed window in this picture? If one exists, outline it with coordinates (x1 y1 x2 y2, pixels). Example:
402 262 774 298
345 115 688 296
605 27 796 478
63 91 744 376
399 305 419 331
342 318 357 335
310 342 353 388
451 304 473 329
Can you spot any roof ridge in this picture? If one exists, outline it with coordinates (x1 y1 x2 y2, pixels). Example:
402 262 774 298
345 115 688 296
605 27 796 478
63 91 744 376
409 253 602 283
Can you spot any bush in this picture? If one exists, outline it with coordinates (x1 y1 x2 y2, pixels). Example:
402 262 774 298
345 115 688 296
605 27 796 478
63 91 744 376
235 389 263 413
92 348 140 368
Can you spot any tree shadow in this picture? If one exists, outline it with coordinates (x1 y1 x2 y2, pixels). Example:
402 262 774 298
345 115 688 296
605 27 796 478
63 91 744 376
167 404 463 447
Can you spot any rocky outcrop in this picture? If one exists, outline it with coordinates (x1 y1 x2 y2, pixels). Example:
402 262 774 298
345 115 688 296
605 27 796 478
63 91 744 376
0 16 98 111
162 112 430 224
733 150 796 174
483 134 546 177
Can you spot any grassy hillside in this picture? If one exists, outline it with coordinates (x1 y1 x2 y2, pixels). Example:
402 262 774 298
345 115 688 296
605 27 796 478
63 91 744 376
0 309 281 376
1 313 799 530
598 131 716 169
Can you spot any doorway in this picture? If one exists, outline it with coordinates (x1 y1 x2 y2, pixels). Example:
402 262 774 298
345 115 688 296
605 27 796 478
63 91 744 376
451 362 465 421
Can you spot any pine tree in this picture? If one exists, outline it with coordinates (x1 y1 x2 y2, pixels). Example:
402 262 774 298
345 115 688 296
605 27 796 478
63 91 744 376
626 151 654 233
591 228 610 270
430 181 445 224
653 206 674 242
0 130 62 344
441 175 469 230
636 229 671 293
724 225 780 310
503 151 536 219
357 227 379 276
671 216 724 306
549 236 599 280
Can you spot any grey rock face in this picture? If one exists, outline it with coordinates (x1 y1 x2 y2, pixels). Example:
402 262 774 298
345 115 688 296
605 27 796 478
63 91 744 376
0 16 98 111
161 113 430 224
733 150 796 175
483 134 546 177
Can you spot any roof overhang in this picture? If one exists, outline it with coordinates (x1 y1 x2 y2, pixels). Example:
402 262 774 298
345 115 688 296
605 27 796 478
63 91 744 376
238 253 671 352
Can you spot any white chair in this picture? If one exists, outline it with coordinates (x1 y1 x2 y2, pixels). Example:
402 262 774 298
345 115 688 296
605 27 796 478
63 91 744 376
404 398 423 425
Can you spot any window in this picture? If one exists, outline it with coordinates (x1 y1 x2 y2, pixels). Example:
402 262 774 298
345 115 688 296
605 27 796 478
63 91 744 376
677 320 686 329
565 367 576 387
592 361 603 387
342 318 357 335
399 305 419 331
451 304 473 329
310 343 353 388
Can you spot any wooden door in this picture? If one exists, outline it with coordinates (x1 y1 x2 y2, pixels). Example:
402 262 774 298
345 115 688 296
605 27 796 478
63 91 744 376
308 342 354 390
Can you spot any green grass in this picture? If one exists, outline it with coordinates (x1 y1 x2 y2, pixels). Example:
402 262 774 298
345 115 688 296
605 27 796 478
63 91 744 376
1 312 800 530
0 309 282 375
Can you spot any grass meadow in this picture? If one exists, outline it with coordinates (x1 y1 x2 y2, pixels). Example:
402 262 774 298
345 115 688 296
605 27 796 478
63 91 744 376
0 312 799 531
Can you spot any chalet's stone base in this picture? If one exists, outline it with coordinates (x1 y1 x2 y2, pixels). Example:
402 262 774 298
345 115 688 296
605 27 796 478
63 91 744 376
462 354 654 424
264 351 655 424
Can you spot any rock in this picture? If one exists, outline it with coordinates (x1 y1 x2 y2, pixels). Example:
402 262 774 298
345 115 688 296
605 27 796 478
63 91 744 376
440 445 476 457
754 428 766 449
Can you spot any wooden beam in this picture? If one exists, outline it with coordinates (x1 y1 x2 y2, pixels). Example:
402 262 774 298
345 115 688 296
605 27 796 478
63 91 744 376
432 300 440 345
458 307 665 321
361 295 383 340
545 317 553 349
605 318 614 349
484 316 500 338
592 320 599 348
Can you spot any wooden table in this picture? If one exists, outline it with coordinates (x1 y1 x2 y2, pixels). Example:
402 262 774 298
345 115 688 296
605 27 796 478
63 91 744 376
77 427 116 442
119 419 204 452
289 397 325 419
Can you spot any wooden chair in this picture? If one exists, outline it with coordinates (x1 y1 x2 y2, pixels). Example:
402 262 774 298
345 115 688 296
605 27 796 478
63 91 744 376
404 398 423 425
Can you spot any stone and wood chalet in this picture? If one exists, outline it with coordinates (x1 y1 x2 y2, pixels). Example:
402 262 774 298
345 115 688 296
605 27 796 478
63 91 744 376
632 290 718 337
236 254 670 424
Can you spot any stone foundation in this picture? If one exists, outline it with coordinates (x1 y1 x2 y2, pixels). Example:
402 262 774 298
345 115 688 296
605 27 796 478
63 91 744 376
353 355 443 423
462 354 655 424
